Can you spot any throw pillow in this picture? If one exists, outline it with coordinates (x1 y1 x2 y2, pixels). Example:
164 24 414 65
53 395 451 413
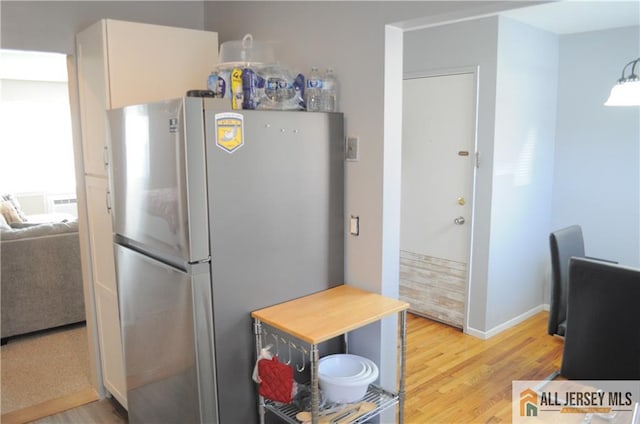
0 200 24 224
1 194 28 222
0 212 10 230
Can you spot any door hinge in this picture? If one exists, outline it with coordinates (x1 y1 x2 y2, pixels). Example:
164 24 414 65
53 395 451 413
103 145 109 168
106 189 112 214
475 152 480 168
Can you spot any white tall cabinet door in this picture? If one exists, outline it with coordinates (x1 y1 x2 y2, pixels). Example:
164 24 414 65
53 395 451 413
75 19 218 409
76 19 219 176
85 176 126 407
105 20 219 109
76 21 110 177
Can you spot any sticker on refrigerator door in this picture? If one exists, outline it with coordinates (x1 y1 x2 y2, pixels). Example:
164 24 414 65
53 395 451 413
169 118 179 133
215 112 244 153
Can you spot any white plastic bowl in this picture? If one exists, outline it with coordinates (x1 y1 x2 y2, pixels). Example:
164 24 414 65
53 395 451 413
319 354 368 379
318 354 379 403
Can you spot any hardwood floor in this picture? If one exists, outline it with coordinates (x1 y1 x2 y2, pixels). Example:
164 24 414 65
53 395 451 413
404 311 563 423
1 388 100 424
15 311 561 423
31 395 127 424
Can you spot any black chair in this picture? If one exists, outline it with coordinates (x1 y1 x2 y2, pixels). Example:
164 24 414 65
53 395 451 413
548 225 618 337
548 225 585 336
560 257 640 380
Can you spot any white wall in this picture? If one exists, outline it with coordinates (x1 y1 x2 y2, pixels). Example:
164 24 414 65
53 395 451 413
488 17 558 330
552 26 640 268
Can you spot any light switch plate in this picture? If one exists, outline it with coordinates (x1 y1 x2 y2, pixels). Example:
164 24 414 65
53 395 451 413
346 136 359 161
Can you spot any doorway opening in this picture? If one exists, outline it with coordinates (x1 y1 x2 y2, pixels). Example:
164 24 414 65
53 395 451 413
0 49 92 417
0 49 78 214
399 70 479 330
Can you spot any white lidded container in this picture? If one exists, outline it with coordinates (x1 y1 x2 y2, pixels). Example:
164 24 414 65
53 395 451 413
318 354 379 403
218 34 275 68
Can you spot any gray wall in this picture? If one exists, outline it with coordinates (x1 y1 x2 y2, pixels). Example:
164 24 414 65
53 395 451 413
203 0 528 408
552 26 640 268
204 2 506 302
0 1 206 54
404 16 561 334
488 17 558 330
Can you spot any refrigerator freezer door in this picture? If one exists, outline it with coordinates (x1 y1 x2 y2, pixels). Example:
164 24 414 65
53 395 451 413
108 98 209 267
115 244 217 424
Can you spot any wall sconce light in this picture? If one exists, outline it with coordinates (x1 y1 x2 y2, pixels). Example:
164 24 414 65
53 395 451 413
605 57 640 106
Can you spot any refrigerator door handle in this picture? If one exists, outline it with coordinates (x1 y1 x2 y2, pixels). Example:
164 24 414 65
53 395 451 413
191 267 218 424
189 256 211 265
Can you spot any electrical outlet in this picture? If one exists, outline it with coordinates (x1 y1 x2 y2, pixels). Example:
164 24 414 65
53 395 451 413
346 136 359 161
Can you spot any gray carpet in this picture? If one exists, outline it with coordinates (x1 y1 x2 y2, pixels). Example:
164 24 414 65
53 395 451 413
0 324 92 414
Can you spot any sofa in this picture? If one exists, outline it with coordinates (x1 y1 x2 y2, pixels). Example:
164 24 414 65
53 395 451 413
1 198 86 343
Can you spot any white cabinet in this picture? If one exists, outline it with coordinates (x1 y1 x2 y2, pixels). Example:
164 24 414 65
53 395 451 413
84 177 116 292
86 176 126 406
76 23 109 177
75 19 218 408
76 19 219 177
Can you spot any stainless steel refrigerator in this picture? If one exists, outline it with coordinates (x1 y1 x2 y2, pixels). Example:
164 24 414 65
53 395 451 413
107 96 344 423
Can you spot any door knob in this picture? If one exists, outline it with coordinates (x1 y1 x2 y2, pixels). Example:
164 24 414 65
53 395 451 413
454 216 465 225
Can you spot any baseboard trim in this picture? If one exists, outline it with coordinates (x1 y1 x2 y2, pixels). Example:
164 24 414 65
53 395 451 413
1 387 98 424
465 304 546 339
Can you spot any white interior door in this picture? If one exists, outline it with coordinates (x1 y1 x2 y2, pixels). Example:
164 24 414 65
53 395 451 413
400 72 476 328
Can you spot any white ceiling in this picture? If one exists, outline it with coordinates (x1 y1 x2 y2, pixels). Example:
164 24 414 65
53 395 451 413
502 0 640 34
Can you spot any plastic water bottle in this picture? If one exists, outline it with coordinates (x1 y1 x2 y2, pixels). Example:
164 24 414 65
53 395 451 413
320 68 338 112
207 71 218 93
305 66 323 112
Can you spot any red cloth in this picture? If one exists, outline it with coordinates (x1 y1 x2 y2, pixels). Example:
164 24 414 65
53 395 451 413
258 356 294 404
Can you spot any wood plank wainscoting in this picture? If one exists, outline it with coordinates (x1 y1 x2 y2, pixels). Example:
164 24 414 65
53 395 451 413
400 250 466 328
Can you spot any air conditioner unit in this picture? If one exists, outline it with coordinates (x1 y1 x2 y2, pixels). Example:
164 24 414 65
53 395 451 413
47 195 78 217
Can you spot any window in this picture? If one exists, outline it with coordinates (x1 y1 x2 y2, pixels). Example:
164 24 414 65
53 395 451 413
0 49 77 215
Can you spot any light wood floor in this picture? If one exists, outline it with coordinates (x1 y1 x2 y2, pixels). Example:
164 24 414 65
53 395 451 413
30 394 127 424
13 311 561 423
404 311 563 423
1 388 101 424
